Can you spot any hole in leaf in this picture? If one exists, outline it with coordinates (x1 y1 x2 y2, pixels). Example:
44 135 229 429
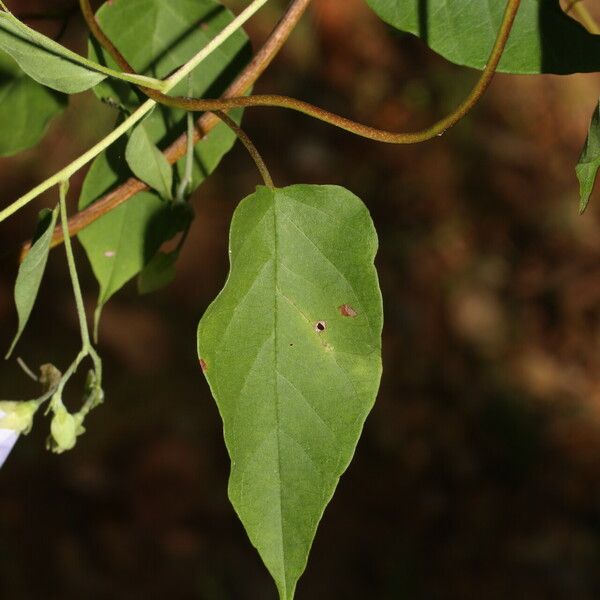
315 321 326 333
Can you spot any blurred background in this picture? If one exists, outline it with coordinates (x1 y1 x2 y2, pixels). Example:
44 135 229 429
1 0 600 598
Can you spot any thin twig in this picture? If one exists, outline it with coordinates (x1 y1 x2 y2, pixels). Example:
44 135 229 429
214 111 274 188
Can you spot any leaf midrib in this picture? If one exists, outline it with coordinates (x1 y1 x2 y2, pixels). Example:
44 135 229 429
272 195 288 597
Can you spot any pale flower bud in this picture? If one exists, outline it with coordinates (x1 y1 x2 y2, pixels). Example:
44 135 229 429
49 407 84 454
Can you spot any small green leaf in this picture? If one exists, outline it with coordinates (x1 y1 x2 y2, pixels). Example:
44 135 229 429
138 251 178 295
78 138 173 310
0 51 66 156
576 101 600 214
364 0 600 74
6 206 59 358
126 121 174 200
0 11 107 93
198 185 383 599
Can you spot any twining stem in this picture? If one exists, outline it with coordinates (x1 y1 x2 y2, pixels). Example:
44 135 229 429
81 0 520 143
0 0 270 225
215 110 274 188
21 0 312 257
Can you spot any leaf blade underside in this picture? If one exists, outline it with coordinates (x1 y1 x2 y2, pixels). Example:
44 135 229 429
198 184 383 599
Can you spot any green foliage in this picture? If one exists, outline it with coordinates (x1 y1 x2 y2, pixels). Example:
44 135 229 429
78 0 251 320
364 0 600 74
6 206 58 358
89 0 250 191
576 101 600 214
198 185 383 598
0 52 66 156
126 120 174 201
0 11 107 93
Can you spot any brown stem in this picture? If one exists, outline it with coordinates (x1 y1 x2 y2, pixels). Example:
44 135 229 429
21 0 311 260
82 0 520 143
213 111 274 188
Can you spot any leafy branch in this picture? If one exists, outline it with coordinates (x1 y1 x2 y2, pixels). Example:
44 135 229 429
0 0 271 225
21 0 312 257
22 0 519 257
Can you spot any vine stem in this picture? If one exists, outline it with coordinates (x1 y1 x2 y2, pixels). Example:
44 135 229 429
0 0 270 225
59 180 90 348
58 180 102 399
21 0 312 258
215 110 274 188
81 0 519 143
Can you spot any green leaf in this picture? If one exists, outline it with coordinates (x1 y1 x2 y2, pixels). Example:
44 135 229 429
198 185 383 599
89 0 251 191
78 137 175 310
0 51 66 156
6 205 59 358
364 0 600 74
126 120 174 200
0 11 107 93
576 101 600 214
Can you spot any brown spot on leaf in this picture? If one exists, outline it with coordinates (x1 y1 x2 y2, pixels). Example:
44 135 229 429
339 304 358 318
199 358 208 373
315 321 327 332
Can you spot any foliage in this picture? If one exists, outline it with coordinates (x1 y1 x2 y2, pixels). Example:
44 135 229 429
0 0 597 597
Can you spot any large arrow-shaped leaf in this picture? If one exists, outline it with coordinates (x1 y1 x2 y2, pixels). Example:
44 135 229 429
198 185 383 599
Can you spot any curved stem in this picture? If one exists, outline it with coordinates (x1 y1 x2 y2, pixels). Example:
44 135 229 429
214 111 274 188
81 0 520 143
